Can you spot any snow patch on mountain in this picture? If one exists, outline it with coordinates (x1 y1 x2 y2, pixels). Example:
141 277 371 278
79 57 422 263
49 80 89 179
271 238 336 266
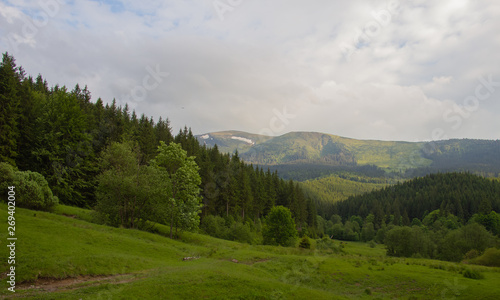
200 134 210 139
231 136 254 145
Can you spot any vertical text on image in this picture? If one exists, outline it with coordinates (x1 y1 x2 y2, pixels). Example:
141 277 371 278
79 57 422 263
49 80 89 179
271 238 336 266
6 186 17 293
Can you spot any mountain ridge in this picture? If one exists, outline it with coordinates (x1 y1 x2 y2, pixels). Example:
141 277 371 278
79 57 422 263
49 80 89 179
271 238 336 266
196 130 500 180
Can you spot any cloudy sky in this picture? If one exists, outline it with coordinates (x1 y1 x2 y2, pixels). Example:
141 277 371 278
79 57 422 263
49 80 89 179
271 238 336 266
1 0 499 141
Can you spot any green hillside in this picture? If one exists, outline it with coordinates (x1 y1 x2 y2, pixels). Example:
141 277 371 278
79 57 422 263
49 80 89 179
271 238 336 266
2 204 500 299
240 131 431 170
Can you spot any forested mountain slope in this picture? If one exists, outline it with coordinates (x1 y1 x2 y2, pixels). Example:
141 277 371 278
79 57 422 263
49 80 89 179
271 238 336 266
329 172 500 223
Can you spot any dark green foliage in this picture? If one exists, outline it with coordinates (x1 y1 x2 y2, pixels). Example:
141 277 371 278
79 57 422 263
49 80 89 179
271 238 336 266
383 222 496 262
361 222 376 242
0 162 16 192
200 215 258 244
333 172 500 224
385 226 433 258
263 206 298 246
299 236 311 249
201 215 228 239
438 223 495 262
463 268 484 280
472 211 500 235
227 222 255 244
0 53 21 165
95 142 166 229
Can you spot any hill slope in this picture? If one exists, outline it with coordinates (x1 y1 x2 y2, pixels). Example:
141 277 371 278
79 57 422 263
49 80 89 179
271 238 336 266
3 204 500 299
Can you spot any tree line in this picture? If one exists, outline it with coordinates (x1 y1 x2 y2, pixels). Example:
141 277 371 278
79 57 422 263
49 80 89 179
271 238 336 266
0 53 317 237
328 172 500 225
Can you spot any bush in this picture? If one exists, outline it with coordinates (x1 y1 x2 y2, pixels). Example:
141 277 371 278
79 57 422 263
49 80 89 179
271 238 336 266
316 237 340 253
463 268 484 280
470 248 500 267
299 236 311 249
0 163 58 211
201 215 228 239
0 162 16 192
464 249 480 260
228 222 254 244
439 223 495 262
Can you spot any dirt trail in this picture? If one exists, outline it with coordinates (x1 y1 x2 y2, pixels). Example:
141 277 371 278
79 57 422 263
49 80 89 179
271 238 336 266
17 273 138 293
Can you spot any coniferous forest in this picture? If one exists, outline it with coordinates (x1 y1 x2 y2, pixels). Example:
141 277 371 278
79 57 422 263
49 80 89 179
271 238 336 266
0 53 317 239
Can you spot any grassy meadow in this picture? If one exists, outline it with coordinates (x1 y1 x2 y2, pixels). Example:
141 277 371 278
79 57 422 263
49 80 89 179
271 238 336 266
1 204 500 299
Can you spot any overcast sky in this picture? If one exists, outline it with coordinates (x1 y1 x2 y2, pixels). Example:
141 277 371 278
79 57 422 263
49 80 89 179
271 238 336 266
1 0 499 141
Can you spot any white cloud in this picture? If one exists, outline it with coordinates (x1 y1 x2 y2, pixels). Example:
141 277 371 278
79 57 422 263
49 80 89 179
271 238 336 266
1 0 499 141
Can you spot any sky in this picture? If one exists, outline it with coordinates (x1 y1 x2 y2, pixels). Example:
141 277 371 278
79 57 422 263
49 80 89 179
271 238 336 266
1 0 499 141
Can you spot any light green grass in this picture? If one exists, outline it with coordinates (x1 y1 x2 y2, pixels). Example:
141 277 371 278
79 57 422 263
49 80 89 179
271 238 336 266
1 204 500 299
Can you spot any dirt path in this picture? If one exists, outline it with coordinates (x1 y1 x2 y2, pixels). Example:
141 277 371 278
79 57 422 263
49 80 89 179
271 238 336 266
17 273 139 293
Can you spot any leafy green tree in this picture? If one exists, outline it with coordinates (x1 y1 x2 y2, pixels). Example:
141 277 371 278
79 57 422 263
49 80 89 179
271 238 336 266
472 212 500 236
385 226 414 257
262 206 298 246
439 223 495 261
151 142 202 239
95 142 165 228
361 222 376 242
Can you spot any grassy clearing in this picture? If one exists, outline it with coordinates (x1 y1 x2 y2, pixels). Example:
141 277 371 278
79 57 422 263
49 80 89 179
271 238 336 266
1 204 500 299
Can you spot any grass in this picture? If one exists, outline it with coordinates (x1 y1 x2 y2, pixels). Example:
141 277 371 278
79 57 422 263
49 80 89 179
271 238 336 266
2 204 500 299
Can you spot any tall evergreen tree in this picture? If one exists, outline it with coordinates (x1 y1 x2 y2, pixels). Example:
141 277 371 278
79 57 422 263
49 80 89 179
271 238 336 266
0 53 21 165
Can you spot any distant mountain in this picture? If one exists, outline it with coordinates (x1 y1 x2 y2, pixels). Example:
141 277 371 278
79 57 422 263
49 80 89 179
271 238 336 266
196 131 273 154
196 131 500 180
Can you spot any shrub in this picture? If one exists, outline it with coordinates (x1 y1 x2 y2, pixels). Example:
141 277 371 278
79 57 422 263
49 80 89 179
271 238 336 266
201 215 228 239
299 236 311 249
463 268 484 280
439 223 495 262
316 237 340 253
464 249 480 260
470 248 500 267
228 222 254 244
0 162 16 192
0 163 58 211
